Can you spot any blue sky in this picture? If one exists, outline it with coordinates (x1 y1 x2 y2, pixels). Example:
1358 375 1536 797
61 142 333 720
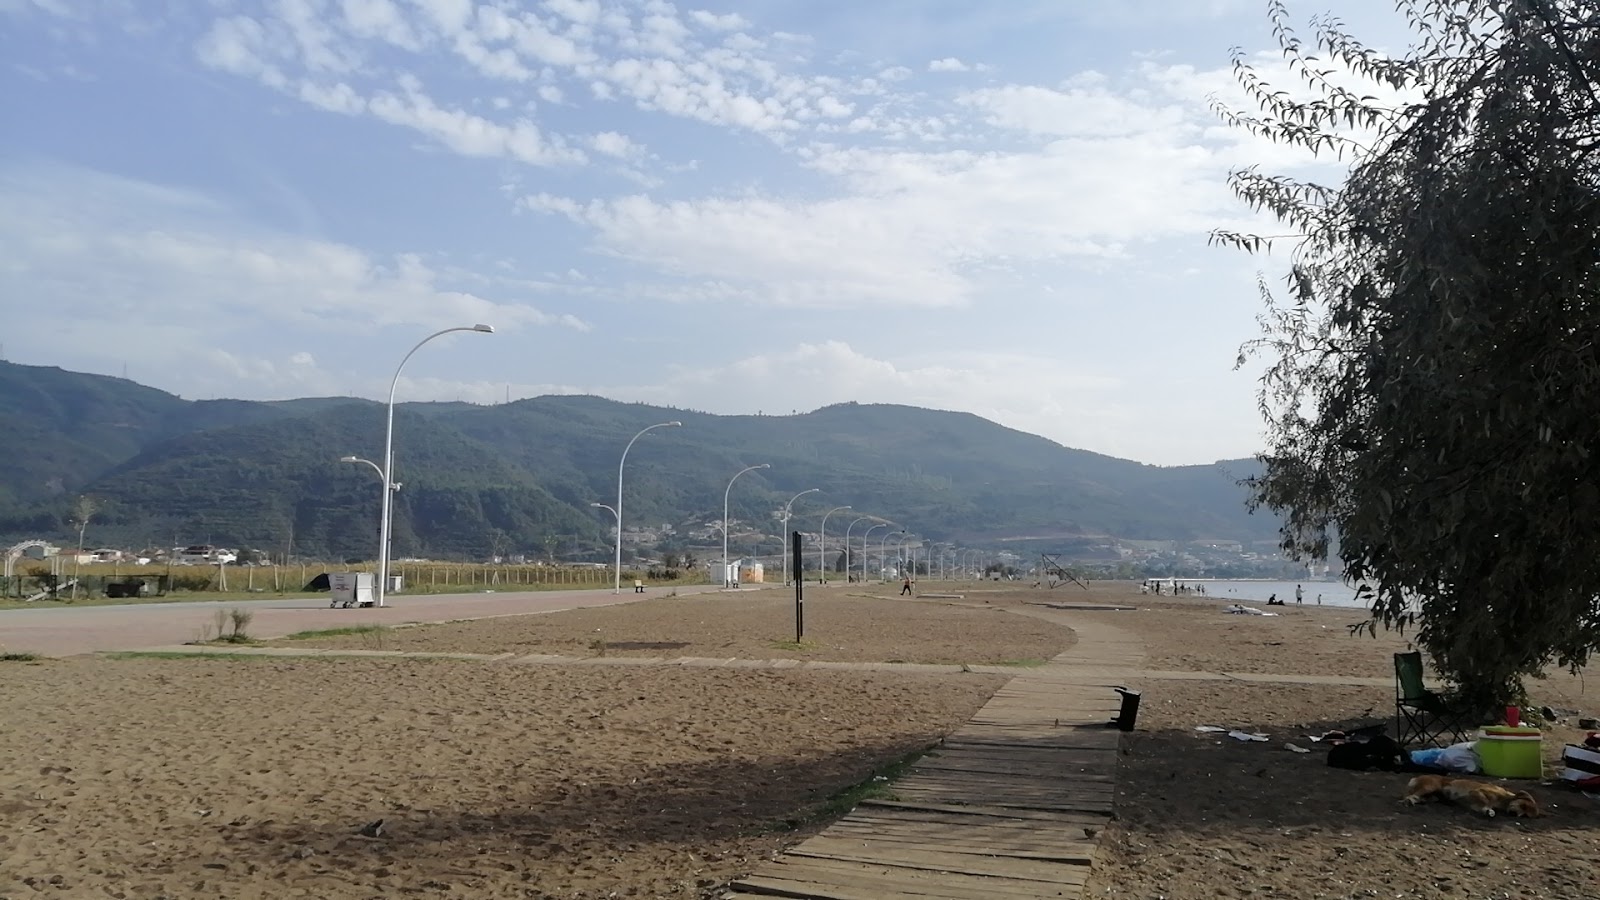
0 0 1407 465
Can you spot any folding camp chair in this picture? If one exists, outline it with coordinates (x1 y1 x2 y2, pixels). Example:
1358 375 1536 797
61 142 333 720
1394 651 1481 748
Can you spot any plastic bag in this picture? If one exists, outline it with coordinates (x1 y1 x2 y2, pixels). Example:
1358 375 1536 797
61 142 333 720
1410 741 1479 773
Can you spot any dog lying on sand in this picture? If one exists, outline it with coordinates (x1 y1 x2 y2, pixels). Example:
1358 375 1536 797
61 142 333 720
1402 774 1542 818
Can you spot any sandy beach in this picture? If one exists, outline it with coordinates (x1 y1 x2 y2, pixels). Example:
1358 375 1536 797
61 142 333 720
4 580 1596 899
0 656 1003 899
268 590 1076 665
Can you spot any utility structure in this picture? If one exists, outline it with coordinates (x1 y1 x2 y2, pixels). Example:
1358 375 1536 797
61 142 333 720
374 324 494 608
843 515 877 584
779 488 820 586
721 463 770 587
817 505 851 584
861 522 892 583
612 421 681 593
1039 552 1089 590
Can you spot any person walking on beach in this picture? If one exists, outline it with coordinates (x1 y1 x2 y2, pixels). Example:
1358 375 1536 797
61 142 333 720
1295 584 1304 605
901 576 913 596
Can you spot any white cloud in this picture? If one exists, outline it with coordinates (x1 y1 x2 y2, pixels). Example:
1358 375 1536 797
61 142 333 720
338 0 421 50
688 10 750 31
589 130 643 158
0 162 590 335
613 340 1138 453
366 79 586 165
519 59 1308 311
195 16 290 89
959 81 1186 138
927 57 989 73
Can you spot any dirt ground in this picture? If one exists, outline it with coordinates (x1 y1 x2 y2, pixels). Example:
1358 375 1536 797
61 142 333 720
8 580 1598 900
1059 583 1600 900
274 590 1075 665
1070 593 1415 678
0 656 1004 899
1086 680 1600 900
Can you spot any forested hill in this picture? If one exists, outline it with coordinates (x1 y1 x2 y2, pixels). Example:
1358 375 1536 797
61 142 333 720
0 361 1273 559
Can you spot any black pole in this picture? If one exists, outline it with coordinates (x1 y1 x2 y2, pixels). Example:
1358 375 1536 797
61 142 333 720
792 530 804 642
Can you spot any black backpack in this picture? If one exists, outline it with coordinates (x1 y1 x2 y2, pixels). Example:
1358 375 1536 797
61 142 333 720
1326 735 1408 771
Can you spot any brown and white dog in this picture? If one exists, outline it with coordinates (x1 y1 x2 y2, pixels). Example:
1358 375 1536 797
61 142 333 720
1402 774 1543 818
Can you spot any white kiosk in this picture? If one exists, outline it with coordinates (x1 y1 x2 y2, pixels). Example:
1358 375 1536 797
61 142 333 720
329 572 376 608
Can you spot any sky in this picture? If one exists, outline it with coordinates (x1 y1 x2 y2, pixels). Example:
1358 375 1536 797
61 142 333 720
0 0 1412 466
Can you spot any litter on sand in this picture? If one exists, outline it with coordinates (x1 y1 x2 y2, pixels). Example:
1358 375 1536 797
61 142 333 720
1195 725 1229 733
1284 743 1311 754
1229 730 1271 742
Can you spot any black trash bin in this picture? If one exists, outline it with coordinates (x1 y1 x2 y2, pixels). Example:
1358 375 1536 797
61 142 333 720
1105 686 1142 732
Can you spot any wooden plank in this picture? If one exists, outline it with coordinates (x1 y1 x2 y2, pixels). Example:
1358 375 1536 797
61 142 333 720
857 798 1111 824
752 857 1079 899
821 827 1098 861
728 874 925 899
914 758 1119 781
788 838 1090 884
930 745 1117 764
894 771 1116 795
837 810 1103 834
841 809 1104 835
733 869 1034 900
886 793 1114 814
899 770 1115 789
829 816 1097 840
950 727 1122 744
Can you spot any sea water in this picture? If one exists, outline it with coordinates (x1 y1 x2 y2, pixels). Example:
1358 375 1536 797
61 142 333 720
1175 579 1367 609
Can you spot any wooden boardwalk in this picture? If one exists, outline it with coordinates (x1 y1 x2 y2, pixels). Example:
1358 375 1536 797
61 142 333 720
726 617 1145 900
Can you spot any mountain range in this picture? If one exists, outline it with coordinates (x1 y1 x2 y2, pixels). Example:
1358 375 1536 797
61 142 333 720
0 361 1275 561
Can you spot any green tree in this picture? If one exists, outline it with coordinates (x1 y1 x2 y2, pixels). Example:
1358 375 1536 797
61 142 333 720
1216 1 1600 707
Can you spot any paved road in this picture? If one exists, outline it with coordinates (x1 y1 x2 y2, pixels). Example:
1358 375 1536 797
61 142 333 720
0 584 741 657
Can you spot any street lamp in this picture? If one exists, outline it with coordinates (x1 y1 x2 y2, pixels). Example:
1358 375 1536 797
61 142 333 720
342 456 397 585
899 534 918 580
779 488 820 586
722 463 770 587
818 505 851 584
880 528 906 582
612 421 681 594
339 455 399 491
843 515 875 584
861 522 890 582
374 323 494 608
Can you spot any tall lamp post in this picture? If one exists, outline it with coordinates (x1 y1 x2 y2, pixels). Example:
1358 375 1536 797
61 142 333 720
375 324 494 608
780 488 820 586
818 505 851 584
861 522 890 582
899 534 918 580
612 421 681 594
342 455 397 588
722 463 770 587
843 515 874 584
340 455 393 487
880 528 906 582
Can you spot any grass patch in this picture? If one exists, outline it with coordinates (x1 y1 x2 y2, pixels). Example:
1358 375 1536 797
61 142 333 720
769 639 822 652
189 607 257 645
993 658 1048 668
282 624 389 641
1 651 41 662
767 744 935 832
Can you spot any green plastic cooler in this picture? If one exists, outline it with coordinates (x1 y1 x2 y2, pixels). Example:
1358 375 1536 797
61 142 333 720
1477 726 1543 779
